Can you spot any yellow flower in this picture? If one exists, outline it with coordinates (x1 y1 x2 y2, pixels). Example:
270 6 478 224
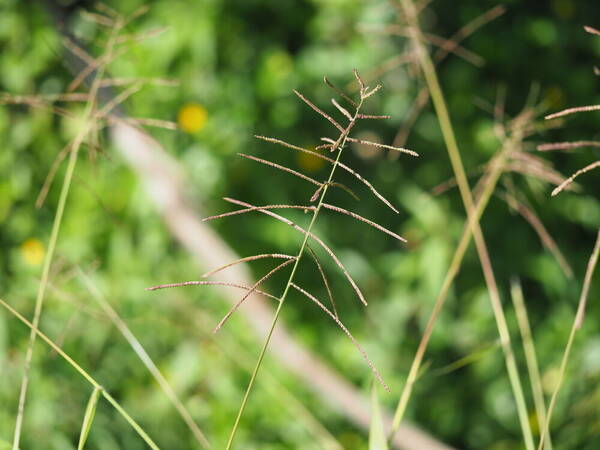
297 148 326 172
20 238 45 266
178 103 208 133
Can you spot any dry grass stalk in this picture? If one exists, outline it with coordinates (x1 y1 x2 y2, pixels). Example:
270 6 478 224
534 36 600 450
113 68 447 449
346 137 419 156
203 203 315 221
361 24 484 66
294 89 345 132
147 71 416 448
332 98 353 120
537 26 600 202
433 5 506 62
11 16 124 449
532 24 600 449
361 4 505 147
391 2 536 448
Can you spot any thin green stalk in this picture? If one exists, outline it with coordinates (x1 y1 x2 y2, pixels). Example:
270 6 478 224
393 2 535 448
0 298 160 450
12 21 122 450
211 314 343 450
225 97 365 449
78 269 212 449
12 133 80 449
391 147 506 429
511 279 553 450
537 229 600 450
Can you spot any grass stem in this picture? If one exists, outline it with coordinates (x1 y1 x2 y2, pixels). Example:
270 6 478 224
79 270 212 449
392 2 534 448
1 298 160 450
12 22 121 449
225 95 365 449
537 228 600 450
510 279 553 450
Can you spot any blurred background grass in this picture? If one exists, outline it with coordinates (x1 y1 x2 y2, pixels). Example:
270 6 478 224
1 0 599 448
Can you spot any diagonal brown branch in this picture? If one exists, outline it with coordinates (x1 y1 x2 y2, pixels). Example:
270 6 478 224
322 203 407 242
294 89 345 132
290 283 389 392
551 160 600 196
203 254 297 278
346 137 419 156
545 104 600 120
238 153 322 186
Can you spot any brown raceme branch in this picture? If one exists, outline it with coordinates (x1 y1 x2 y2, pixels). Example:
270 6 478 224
322 203 407 243
545 104 600 120
202 254 297 278
294 89 345 132
551 161 600 197
290 283 390 392
255 135 400 213
146 280 280 301
306 246 338 318
238 153 322 186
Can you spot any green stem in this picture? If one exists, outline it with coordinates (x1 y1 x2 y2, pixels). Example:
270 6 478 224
79 270 212 449
391 149 507 430
225 98 364 449
537 228 600 450
393 2 534 448
12 131 83 450
511 279 553 450
12 22 121 450
1 298 160 450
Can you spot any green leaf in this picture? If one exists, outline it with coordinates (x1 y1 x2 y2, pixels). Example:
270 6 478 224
369 384 389 450
78 386 102 450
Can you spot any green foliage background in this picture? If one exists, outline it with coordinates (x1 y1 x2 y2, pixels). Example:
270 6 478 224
1 0 599 448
